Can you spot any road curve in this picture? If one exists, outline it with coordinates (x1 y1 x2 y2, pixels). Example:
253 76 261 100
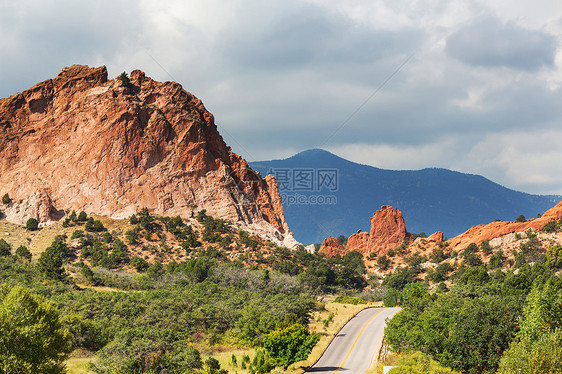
306 307 401 374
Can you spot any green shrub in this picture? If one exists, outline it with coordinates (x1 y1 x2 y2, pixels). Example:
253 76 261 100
457 266 489 285
129 214 138 225
61 313 105 351
385 292 524 373
71 230 84 240
546 245 562 270
377 255 391 270
433 262 453 282
0 239 12 257
80 265 95 284
480 240 492 255
386 351 459 373
102 232 113 243
497 283 562 374
488 250 506 269
130 257 149 272
125 227 140 245
77 211 88 222
85 217 105 232
0 284 72 373
26 217 39 231
543 220 560 233
118 72 130 87
15 245 32 261
263 323 319 369
249 349 276 374
384 288 401 307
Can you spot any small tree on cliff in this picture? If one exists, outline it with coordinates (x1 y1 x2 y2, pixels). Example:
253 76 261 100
1 193 10 205
118 72 130 87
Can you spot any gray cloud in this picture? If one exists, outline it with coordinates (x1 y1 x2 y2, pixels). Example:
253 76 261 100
0 0 144 95
1 1 561 195
219 4 422 71
445 17 557 71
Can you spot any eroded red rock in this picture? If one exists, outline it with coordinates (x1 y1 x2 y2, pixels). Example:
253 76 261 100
319 236 345 257
320 206 409 257
346 230 370 253
368 206 409 255
447 201 562 251
427 231 444 242
0 65 289 239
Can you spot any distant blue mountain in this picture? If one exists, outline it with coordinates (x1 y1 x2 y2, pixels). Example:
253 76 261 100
250 149 561 244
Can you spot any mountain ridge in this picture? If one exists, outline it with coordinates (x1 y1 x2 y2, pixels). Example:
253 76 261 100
250 149 561 243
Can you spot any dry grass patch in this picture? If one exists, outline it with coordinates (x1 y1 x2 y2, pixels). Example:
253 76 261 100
66 350 96 374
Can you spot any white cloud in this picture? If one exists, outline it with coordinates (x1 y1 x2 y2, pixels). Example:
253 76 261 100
457 130 562 194
326 139 459 170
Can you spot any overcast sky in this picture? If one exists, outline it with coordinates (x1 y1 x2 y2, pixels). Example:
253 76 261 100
1 0 561 194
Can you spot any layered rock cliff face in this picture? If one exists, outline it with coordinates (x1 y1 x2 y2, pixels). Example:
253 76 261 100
0 65 292 243
320 205 410 257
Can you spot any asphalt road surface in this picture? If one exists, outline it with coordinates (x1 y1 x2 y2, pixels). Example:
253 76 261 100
306 307 401 374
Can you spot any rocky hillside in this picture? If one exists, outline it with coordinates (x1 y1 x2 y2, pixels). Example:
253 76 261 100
0 65 294 246
320 201 562 275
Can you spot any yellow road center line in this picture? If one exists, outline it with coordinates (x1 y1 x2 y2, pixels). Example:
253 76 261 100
332 308 387 374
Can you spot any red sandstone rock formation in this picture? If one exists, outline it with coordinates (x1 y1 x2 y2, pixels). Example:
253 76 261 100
447 200 562 251
319 236 345 257
0 65 291 242
319 200 562 263
368 206 409 255
346 230 370 253
320 206 409 257
427 231 444 242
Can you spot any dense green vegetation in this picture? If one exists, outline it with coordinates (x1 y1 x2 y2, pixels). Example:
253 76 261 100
497 282 562 373
0 209 372 373
26 217 39 231
0 246 317 373
2 207 562 373
384 254 562 374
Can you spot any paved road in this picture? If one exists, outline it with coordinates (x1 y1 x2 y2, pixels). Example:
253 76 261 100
306 307 401 374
